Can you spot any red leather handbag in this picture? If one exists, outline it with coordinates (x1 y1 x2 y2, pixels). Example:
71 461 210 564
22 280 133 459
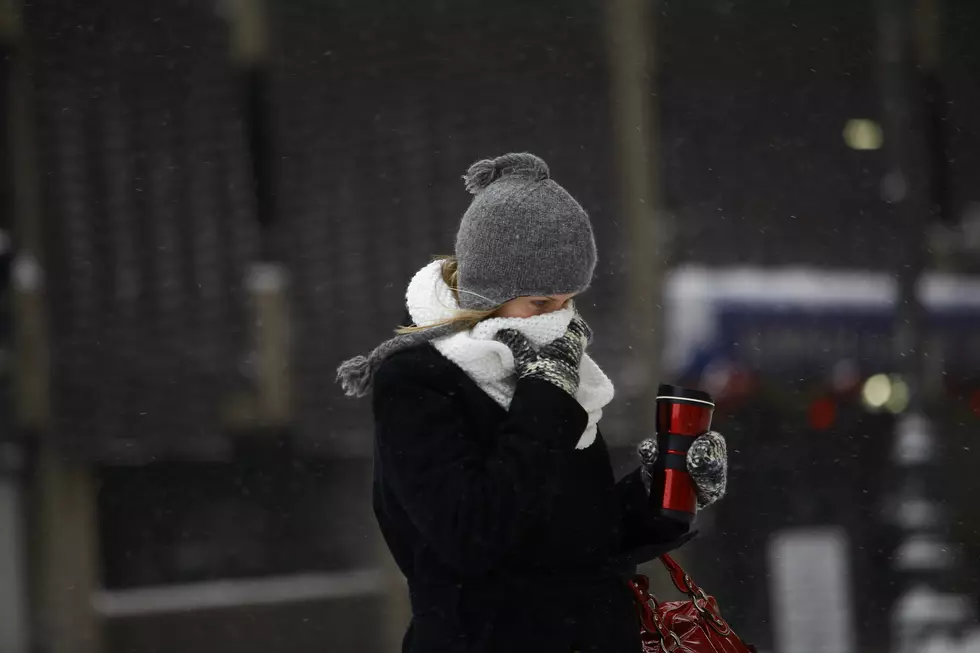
628 554 757 653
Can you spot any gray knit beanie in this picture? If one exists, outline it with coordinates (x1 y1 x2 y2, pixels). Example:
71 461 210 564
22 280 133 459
337 152 596 397
456 152 597 309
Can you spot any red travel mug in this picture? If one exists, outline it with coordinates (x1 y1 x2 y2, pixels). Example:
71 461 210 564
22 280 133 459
654 384 715 524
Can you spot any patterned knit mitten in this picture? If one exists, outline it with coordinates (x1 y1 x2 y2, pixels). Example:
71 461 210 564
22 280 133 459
636 437 659 495
687 430 728 509
495 315 591 397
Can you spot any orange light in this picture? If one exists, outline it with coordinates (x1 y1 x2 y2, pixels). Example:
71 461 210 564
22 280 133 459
809 397 837 431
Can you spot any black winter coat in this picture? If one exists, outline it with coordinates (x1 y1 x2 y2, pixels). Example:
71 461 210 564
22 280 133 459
372 343 693 653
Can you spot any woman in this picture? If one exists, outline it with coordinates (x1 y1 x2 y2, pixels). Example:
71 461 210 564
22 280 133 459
338 153 727 653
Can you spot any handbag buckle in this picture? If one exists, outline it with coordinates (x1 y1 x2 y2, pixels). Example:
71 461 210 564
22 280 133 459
659 629 682 651
692 586 710 613
689 584 733 635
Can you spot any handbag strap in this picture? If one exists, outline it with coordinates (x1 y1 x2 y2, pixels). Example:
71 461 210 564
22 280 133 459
659 553 699 595
656 554 734 637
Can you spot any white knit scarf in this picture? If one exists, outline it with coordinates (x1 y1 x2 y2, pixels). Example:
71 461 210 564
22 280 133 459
405 260 615 449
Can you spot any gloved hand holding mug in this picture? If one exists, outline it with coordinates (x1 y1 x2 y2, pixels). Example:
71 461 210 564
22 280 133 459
637 431 728 511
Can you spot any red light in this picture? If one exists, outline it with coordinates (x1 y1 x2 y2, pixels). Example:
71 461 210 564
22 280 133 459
970 390 980 418
808 397 837 431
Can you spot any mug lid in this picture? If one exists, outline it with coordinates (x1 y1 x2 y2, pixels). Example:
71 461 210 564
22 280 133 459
656 383 714 407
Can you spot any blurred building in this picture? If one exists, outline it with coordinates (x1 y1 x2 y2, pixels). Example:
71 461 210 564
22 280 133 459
0 0 978 652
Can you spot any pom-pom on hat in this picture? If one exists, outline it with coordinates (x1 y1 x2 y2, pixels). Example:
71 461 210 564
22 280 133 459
455 152 597 310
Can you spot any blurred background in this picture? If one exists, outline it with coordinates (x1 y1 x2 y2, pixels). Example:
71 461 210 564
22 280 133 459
1 0 979 652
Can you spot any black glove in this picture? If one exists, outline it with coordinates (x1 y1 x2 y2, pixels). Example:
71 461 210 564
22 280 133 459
495 315 591 397
636 430 728 510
